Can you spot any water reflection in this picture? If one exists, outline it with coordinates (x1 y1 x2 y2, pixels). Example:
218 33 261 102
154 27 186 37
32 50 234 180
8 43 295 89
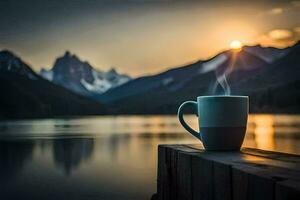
106 134 131 160
253 115 275 150
53 138 94 175
0 140 34 180
0 115 299 200
0 140 35 200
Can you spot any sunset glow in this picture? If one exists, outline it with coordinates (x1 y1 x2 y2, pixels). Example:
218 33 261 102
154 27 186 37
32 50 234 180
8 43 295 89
0 0 299 76
230 40 242 50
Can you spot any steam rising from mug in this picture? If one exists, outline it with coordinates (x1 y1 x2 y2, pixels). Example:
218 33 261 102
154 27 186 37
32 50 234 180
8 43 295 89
211 52 238 96
212 74 230 96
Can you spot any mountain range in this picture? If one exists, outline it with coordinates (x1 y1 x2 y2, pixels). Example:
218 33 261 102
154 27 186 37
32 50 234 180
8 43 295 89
97 42 300 114
40 51 131 96
0 50 108 119
1 41 300 118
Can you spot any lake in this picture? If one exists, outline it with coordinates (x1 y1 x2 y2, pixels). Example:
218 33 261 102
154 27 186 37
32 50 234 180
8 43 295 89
0 114 300 200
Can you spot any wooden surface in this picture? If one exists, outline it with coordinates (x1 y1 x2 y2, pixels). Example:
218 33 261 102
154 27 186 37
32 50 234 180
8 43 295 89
156 144 300 200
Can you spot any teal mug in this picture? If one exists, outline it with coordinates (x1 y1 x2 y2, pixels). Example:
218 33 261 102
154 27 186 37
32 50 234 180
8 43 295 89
178 96 249 151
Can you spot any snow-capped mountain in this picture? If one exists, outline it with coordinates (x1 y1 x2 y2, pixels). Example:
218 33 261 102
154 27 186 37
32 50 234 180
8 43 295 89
81 68 130 94
97 43 296 114
0 50 108 119
0 50 38 79
98 44 289 104
40 51 131 96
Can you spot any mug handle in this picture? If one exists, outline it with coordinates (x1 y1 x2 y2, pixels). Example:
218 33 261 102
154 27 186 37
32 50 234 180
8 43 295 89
177 101 202 141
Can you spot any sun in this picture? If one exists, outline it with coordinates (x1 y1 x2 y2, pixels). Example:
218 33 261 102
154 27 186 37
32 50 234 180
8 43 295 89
230 40 242 50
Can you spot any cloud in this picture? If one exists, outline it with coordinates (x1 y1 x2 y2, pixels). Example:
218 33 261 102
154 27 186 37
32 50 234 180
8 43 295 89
268 29 293 40
269 7 283 15
257 27 300 48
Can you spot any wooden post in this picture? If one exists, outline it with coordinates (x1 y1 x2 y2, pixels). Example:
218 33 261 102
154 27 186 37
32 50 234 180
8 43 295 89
156 144 300 200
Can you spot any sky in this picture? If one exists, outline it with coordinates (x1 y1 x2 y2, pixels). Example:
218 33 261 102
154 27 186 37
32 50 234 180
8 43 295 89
0 0 300 77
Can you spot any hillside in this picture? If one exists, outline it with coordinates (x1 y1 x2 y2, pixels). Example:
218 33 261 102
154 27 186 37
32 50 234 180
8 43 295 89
0 50 108 119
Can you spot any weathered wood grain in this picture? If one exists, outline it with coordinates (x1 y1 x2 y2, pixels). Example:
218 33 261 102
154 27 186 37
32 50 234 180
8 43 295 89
177 152 192 200
213 162 232 200
156 144 300 200
192 155 213 200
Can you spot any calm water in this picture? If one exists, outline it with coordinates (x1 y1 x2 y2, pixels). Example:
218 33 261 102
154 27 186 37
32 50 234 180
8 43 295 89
0 115 300 200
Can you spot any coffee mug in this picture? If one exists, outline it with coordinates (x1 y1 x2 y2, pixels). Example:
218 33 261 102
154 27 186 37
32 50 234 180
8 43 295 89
178 95 249 151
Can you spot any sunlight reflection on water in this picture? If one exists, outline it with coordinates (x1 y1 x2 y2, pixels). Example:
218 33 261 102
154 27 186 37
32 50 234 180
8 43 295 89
0 114 299 200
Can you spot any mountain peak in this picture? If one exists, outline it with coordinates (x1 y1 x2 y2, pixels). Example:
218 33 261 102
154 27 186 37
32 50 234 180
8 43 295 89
108 68 117 74
64 51 71 57
0 49 37 79
0 50 21 61
61 51 80 60
43 53 131 96
0 49 15 56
